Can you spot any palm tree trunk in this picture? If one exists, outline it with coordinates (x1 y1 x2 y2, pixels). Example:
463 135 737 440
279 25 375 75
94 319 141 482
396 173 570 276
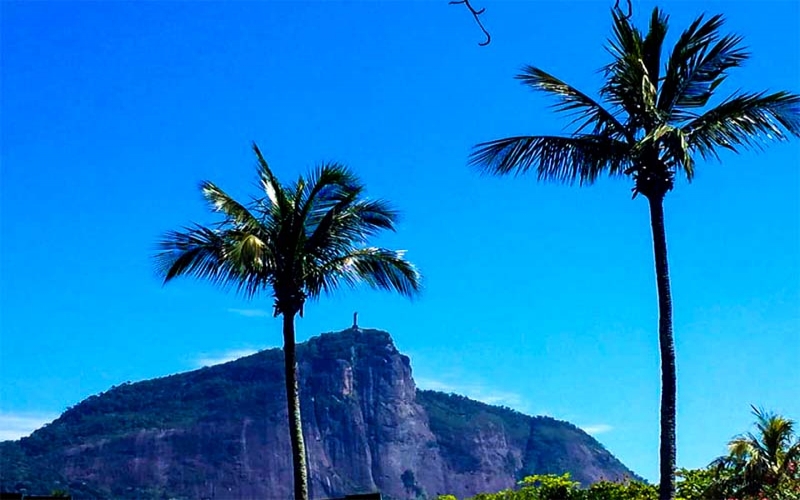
647 194 677 500
282 312 309 500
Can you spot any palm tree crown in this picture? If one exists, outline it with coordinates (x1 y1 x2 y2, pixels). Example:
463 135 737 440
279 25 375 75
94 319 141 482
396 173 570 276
155 144 420 500
470 8 800 198
155 143 421 315
717 406 800 497
469 7 800 500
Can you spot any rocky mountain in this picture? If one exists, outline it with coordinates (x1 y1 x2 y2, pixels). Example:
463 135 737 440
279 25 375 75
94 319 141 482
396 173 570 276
1 328 636 499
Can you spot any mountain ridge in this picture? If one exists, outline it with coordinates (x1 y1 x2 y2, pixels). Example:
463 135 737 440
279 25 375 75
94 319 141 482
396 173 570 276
1 327 637 499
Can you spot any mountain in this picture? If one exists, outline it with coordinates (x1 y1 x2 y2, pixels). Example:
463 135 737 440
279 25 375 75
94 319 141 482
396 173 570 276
1 328 636 499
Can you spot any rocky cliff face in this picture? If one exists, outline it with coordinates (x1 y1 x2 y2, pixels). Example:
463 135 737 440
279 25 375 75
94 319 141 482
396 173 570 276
1 328 636 499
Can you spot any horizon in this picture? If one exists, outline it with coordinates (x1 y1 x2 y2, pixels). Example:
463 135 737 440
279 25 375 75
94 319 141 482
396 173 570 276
2 0 798 484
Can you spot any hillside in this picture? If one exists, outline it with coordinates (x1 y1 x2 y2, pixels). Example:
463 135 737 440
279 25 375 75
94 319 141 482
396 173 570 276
1 328 636 499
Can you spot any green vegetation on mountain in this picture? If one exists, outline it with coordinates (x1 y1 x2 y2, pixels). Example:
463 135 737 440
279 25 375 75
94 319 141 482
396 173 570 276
0 329 634 499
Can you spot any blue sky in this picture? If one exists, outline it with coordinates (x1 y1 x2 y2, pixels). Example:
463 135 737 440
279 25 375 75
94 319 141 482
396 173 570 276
1 0 798 483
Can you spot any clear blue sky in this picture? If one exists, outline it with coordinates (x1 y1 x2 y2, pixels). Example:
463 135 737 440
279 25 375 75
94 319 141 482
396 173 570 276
1 0 798 484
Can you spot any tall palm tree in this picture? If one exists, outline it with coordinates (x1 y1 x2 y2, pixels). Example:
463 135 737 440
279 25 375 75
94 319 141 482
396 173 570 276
714 406 800 499
469 8 800 500
155 144 422 500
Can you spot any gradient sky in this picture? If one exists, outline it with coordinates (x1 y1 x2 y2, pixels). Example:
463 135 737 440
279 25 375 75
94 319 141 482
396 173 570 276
1 0 798 484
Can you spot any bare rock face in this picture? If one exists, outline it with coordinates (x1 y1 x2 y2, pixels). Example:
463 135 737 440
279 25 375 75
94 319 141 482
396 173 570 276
1 328 636 499
300 331 446 499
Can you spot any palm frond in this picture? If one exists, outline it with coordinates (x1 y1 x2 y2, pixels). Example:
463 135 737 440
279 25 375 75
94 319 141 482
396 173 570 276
601 9 655 127
301 163 361 205
252 143 290 213
659 14 748 116
516 66 627 137
304 197 399 261
659 13 723 108
155 225 232 285
606 6 644 62
200 181 265 232
641 8 668 91
226 231 271 274
155 224 276 298
470 135 630 184
298 163 364 229
316 198 398 238
719 406 800 493
685 91 800 159
306 248 421 299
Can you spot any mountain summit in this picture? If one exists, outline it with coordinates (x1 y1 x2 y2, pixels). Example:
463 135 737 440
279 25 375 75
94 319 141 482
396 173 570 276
1 328 636 499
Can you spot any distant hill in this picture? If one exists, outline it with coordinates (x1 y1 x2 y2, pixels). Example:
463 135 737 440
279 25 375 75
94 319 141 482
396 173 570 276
1 328 637 499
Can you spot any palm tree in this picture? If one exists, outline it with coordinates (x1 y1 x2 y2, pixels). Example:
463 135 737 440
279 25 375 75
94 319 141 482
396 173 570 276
713 406 800 499
469 7 800 500
155 144 422 500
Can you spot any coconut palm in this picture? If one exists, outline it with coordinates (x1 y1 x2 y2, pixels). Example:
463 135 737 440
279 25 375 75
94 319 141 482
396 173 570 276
469 7 800 499
713 407 800 499
155 144 422 500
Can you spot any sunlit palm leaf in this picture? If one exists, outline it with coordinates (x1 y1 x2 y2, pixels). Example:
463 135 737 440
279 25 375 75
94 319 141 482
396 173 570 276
226 231 270 274
201 181 265 233
252 143 290 213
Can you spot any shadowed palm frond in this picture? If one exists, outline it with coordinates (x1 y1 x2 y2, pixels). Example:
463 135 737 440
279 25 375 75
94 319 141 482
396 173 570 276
606 6 644 62
685 91 800 159
601 9 656 126
310 198 397 241
516 66 627 137
659 13 749 116
302 174 399 259
297 162 362 224
303 201 400 276
470 135 630 184
641 8 668 91
306 248 421 299
156 224 227 283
